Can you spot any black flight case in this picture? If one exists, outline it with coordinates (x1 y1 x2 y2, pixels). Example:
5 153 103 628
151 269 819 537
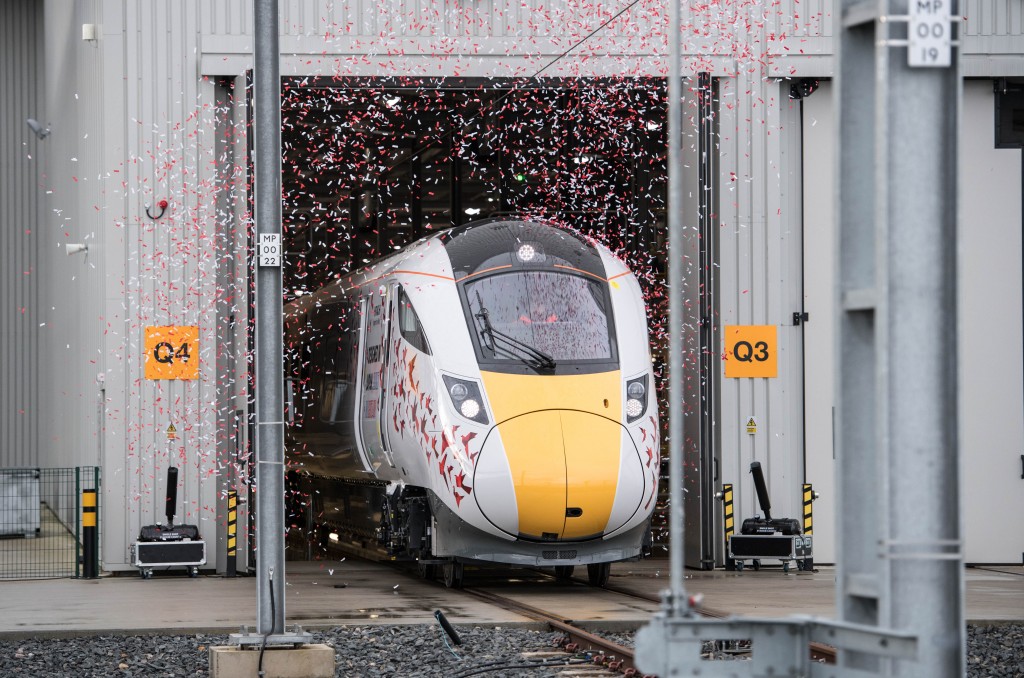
727 461 812 572
131 467 207 578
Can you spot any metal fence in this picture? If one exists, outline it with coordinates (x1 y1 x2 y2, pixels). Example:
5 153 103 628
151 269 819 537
0 467 101 579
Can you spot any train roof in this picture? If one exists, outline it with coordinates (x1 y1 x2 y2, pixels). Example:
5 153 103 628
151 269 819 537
439 218 606 281
285 218 616 322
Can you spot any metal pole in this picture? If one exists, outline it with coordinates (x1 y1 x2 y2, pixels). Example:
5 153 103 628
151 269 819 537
666 0 689 616
74 467 81 579
254 0 285 636
837 0 963 674
697 71 716 570
883 2 963 672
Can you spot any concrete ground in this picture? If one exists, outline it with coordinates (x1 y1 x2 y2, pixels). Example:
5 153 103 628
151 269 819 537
0 557 1020 638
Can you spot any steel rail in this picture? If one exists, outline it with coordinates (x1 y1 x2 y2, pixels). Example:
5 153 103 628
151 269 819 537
348 556 839 667
460 587 642 675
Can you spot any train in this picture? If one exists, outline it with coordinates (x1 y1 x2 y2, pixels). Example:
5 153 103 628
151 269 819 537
284 218 659 587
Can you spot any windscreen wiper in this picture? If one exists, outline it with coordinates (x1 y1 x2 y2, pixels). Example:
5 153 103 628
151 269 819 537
474 293 557 370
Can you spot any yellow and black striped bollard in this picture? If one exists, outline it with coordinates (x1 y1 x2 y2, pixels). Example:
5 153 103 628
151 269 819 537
802 484 814 536
802 483 815 571
82 489 99 579
722 483 735 570
226 490 237 577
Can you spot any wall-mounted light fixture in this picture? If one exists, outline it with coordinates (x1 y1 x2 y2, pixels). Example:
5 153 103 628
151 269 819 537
26 118 50 140
66 243 89 256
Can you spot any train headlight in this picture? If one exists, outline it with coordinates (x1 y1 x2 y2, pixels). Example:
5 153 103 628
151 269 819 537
627 381 646 399
515 241 545 263
459 399 481 419
442 375 490 425
625 374 649 424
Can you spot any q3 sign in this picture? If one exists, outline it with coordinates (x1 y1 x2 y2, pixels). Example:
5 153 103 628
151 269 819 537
724 325 777 378
144 326 199 380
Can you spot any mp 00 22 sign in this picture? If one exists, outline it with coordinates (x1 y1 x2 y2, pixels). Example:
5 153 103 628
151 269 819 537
144 326 199 380
724 325 777 378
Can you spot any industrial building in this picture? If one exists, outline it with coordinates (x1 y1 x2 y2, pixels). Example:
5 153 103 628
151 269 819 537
1 0 1021 577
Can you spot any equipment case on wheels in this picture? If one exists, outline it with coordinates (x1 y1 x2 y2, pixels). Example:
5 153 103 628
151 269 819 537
727 462 813 572
132 467 206 578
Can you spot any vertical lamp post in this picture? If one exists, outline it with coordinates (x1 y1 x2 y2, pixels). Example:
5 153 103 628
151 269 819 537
253 0 285 637
665 0 690 617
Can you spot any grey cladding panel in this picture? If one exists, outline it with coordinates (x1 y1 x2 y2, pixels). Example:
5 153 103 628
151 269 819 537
0 0 44 468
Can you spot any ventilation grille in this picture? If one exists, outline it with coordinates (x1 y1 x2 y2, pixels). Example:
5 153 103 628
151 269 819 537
542 550 578 560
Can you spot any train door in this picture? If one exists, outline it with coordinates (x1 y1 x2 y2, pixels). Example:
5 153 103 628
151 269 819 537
378 282 398 463
356 288 396 471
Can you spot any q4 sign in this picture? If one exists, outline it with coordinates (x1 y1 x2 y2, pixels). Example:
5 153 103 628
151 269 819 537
724 325 777 378
144 326 199 380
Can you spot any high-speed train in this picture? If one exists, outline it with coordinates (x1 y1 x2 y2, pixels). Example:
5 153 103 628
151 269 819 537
284 218 659 587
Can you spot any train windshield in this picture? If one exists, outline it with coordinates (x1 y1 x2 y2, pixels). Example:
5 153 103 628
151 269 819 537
464 271 616 370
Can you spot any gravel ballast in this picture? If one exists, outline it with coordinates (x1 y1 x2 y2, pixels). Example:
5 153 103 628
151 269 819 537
0 623 1020 676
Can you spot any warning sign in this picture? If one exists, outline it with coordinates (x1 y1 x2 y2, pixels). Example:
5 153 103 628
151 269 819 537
724 325 777 378
144 326 199 380
166 424 177 441
745 417 757 435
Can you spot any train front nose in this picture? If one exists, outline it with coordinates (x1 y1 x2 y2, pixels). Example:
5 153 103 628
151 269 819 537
474 410 644 540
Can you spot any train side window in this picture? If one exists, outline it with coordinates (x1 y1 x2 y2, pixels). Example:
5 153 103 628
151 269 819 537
397 286 431 355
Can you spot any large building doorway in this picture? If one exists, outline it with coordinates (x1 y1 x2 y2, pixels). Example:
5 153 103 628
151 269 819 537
271 77 710 556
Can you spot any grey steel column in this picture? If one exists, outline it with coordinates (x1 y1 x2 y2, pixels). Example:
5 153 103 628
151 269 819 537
697 72 717 570
253 0 285 635
666 0 689 615
836 0 963 674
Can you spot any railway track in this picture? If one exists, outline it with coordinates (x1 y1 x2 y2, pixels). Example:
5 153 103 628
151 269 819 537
317 537 840 670
459 586 641 675
442 569 838 674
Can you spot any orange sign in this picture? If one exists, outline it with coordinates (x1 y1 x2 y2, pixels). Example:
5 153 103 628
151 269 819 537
724 325 777 378
144 326 199 380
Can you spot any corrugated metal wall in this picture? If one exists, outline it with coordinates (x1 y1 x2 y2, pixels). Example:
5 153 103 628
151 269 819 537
113 1 224 566
716 74 807 537
30 0 227 568
201 0 664 39
964 0 1024 39
0 1 44 469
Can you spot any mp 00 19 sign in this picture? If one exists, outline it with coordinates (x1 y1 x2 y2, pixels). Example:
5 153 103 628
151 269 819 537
724 325 777 378
144 326 199 380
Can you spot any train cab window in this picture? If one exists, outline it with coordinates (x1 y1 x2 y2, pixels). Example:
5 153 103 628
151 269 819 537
397 286 431 355
464 271 615 368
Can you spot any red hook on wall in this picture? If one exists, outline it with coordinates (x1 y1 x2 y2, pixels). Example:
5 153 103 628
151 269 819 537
146 199 169 220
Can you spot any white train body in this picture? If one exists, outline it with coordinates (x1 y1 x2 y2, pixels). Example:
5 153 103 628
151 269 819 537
285 219 659 572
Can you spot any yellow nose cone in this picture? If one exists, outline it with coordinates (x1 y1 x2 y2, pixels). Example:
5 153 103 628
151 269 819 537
495 410 621 539
476 371 627 541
